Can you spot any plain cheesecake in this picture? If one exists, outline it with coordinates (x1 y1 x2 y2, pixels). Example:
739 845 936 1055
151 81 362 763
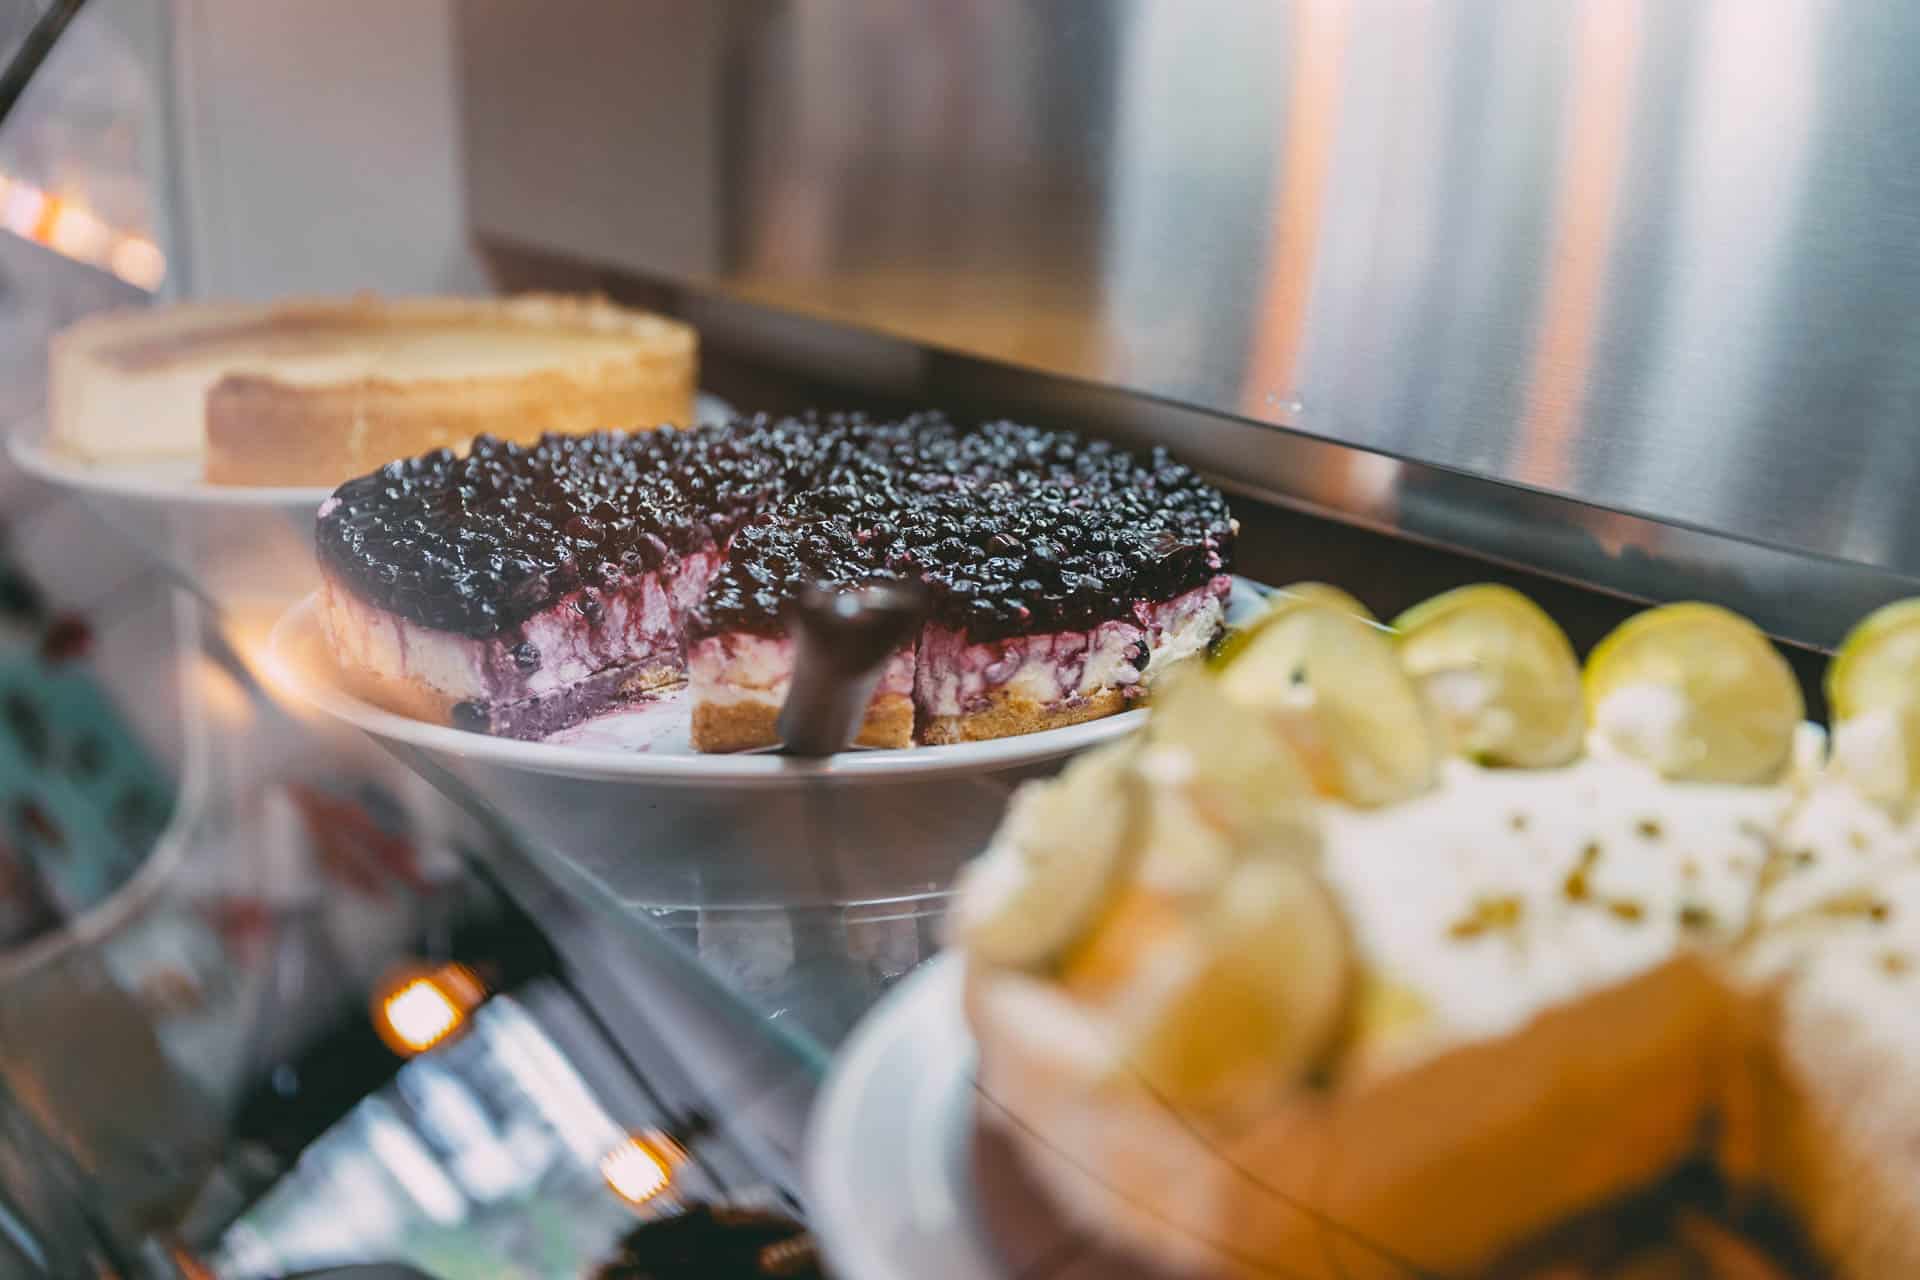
48 294 696 487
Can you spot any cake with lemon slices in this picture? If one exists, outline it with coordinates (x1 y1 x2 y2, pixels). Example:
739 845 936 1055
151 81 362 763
955 585 1920 1278
49 294 696 486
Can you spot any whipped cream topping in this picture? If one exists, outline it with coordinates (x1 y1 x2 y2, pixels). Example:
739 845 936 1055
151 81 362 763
1318 749 1792 1075
1592 682 1697 775
1830 708 1911 813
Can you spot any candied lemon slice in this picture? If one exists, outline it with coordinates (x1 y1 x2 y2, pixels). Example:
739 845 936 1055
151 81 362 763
1211 581 1376 669
1584 603 1803 783
1829 598 1920 720
951 740 1141 970
1059 880 1189 1005
1133 666 1319 890
1827 599 1920 812
1098 857 1352 1113
1217 604 1439 806
1392 584 1585 767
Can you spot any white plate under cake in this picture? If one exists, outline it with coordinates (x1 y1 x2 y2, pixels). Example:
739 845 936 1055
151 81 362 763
313 414 1235 752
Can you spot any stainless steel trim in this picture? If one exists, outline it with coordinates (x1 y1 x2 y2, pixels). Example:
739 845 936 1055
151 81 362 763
460 0 1920 647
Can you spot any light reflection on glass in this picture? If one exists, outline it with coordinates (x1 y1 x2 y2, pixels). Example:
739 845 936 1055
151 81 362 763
214 992 642 1280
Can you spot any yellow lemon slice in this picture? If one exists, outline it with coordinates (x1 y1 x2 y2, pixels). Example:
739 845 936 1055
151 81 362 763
1584 603 1802 783
1826 599 1920 812
1211 581 1376 669
1098 857 1352 1113
952 740 1141 971
1393 584 1585 768
1133 666 1319 890
1217 604 1439 806
1828 598 1920 720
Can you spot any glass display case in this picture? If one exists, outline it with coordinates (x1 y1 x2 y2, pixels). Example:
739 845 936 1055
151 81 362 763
0 7 825 1276
8 4 1920 1279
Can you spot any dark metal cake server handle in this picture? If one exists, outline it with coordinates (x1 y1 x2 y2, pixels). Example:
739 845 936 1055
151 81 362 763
776 581 928 756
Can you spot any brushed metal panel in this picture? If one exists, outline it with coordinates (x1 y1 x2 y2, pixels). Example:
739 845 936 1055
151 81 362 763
460 0 1920 643
457 0 726 279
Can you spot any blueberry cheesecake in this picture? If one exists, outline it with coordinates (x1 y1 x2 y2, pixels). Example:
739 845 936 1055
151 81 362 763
314 414 1234 749
955 586 1920 1278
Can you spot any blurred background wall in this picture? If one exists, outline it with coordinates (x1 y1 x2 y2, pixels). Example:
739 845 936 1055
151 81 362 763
168 0 484 298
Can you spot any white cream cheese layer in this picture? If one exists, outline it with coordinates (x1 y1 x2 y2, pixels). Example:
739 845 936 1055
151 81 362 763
319 549 716 706
686 633 916 708
916 585 1224 717
686 633 792 708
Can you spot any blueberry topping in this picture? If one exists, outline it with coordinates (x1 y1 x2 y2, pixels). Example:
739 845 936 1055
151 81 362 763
451 700 489 732
315 414 1234 643
511 641 541 674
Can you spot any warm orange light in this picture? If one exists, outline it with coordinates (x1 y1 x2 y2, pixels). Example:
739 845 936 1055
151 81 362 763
600 1131 687 1208
373 963 485 1056
0 169 166 291
108 235 166 291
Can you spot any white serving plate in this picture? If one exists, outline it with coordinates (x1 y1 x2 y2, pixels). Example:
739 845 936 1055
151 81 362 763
262 597 1136 906
261 580 1267 907
806 956 1009 1280
807 954 1146 1280
7 432 333 512
10 421 330 622
265 594 1148 788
